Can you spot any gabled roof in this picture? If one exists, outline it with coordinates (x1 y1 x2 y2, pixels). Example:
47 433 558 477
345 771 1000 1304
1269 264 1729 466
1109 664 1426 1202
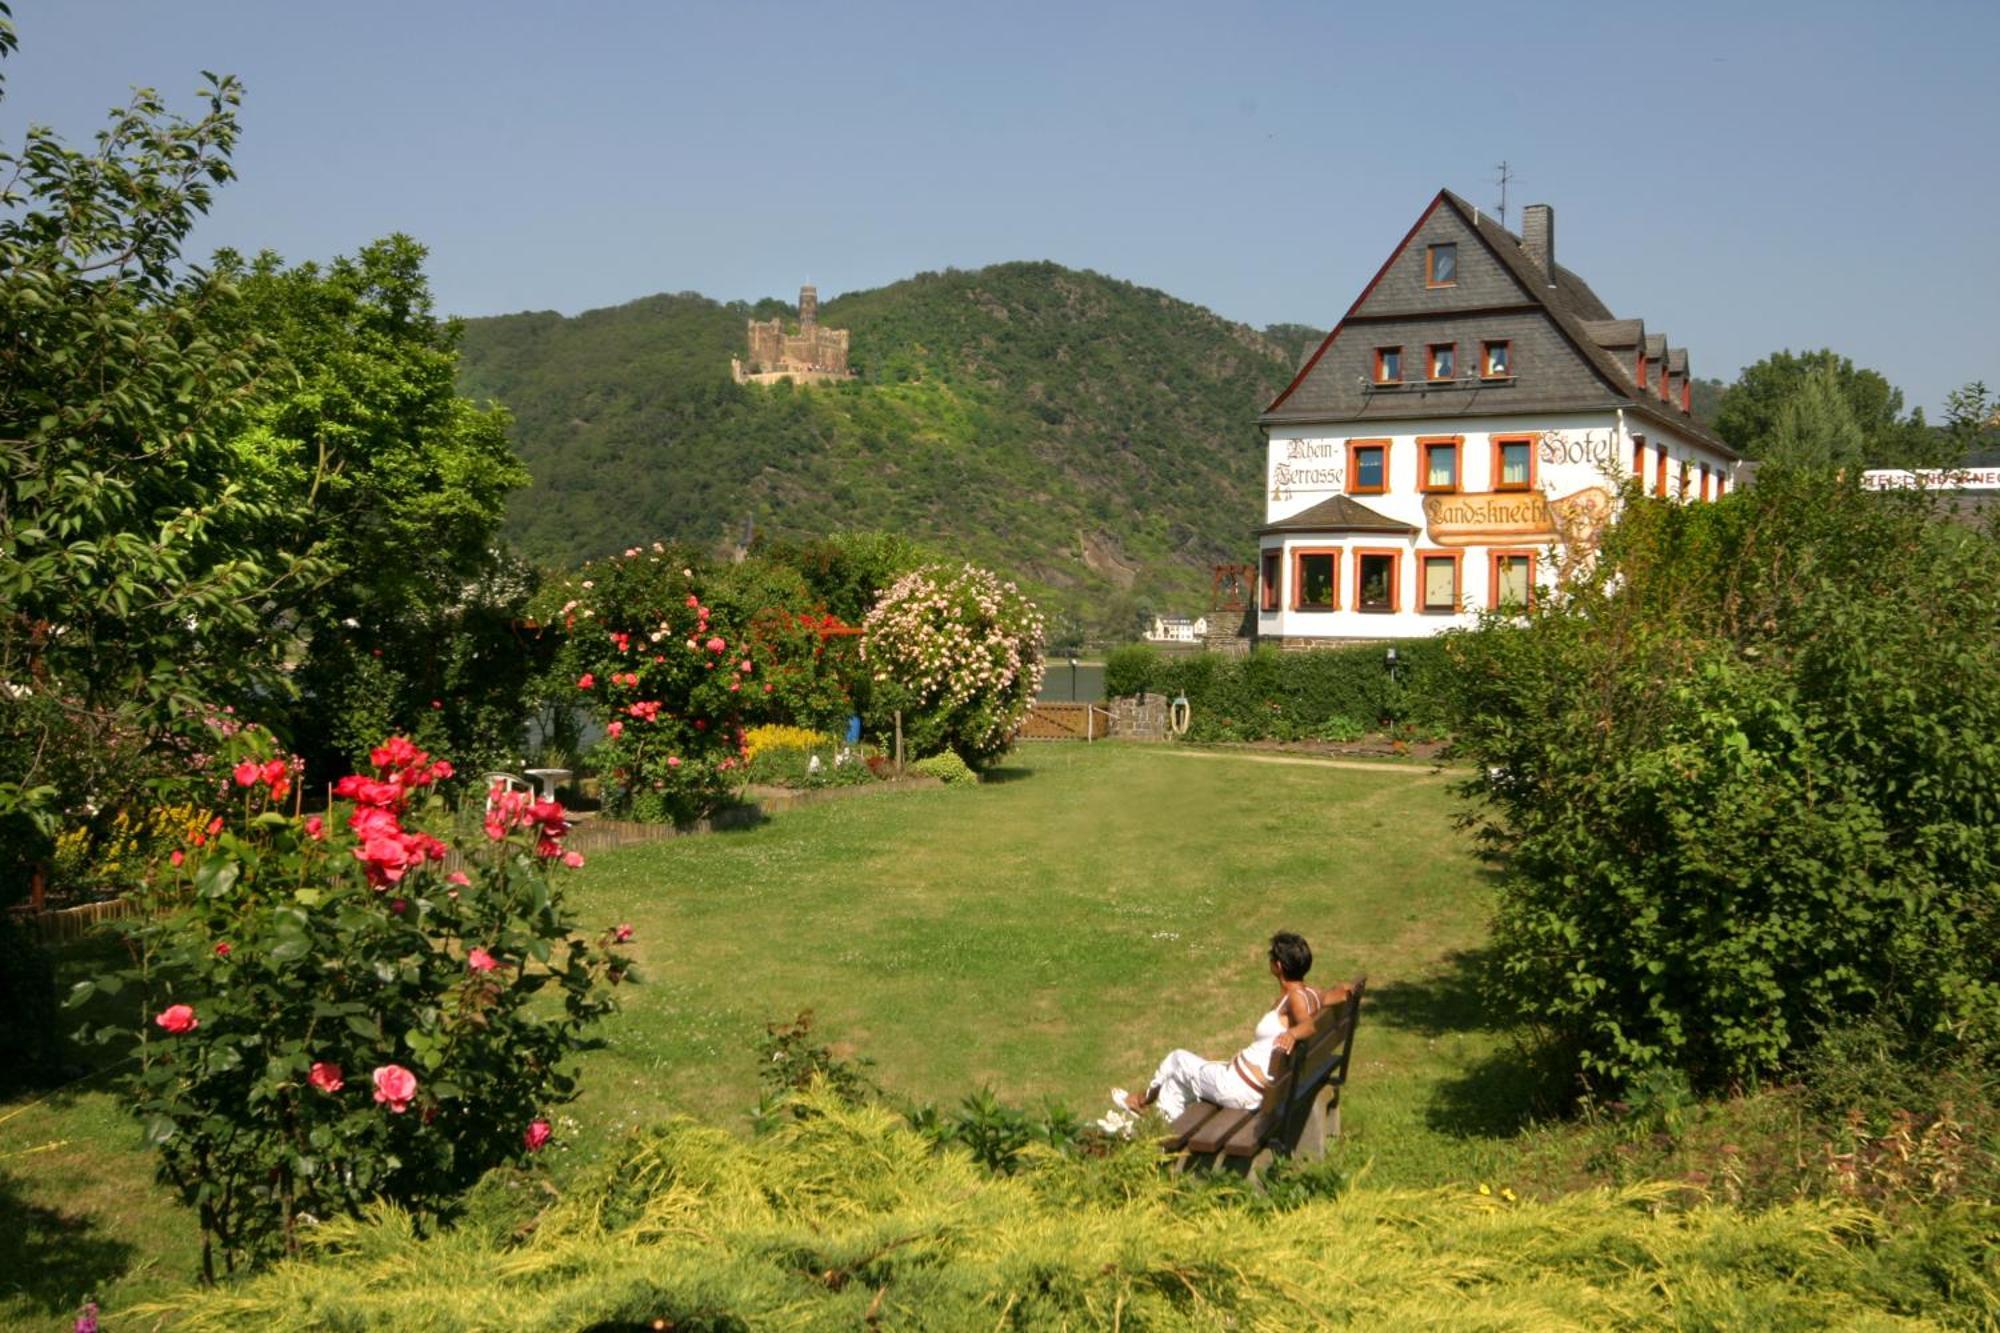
1254 494 1418 536
1262 189 1735 458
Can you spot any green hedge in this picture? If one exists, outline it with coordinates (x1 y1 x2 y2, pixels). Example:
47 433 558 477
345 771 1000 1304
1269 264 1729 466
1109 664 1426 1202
1105 640 1451 742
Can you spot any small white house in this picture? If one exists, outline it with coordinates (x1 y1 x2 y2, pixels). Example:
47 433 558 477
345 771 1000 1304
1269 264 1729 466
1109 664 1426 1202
1146 614 1209 644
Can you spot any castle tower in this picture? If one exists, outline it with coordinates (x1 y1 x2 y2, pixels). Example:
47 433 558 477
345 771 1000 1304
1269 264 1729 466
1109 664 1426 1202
798 284 818 330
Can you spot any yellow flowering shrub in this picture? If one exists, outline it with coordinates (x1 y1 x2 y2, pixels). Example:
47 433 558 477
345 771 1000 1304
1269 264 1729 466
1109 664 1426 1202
742 724 833 761
50 804 210 897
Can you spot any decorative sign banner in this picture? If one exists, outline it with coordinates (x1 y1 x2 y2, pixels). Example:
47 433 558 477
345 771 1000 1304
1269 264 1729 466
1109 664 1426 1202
1862 468 2000 491
1269 438 1344 502
1422 491 1558 547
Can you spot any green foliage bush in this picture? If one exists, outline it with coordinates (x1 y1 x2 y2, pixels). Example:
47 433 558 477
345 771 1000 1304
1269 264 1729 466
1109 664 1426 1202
80 730 627 1276
910 752 976 785
1101 642 1160 698
1148 641 1449 741
141 1089 2000 1329
1440 470 2000 1094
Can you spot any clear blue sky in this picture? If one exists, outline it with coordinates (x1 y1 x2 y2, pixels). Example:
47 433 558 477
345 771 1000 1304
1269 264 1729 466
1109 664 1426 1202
9 0 1995 414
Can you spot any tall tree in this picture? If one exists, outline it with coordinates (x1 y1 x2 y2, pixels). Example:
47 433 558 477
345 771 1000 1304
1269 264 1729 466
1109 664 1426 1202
218 240 536 772
1713 348 1935 465
0 17 325 891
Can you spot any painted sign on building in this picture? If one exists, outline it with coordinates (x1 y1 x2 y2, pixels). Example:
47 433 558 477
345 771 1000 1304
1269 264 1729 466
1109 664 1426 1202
1422 491 1558 546
1862 468 2000 491
1269 437 1344 501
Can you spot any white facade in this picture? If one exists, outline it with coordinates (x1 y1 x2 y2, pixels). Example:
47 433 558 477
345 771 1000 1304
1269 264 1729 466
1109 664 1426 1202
1146 615 1209 643
1257 411 1735 642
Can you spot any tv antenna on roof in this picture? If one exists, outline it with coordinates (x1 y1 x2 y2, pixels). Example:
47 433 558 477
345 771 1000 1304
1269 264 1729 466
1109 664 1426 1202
1494 161 1516 229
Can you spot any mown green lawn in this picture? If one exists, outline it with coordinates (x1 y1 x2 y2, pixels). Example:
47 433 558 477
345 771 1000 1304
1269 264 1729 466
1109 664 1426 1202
2 742 1530 1327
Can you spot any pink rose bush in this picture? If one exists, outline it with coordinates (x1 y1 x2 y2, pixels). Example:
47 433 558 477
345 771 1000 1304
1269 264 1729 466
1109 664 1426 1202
83 732 634 1271
861 563 1047 767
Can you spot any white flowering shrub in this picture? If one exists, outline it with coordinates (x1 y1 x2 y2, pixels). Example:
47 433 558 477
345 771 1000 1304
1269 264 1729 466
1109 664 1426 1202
861 564 1046 767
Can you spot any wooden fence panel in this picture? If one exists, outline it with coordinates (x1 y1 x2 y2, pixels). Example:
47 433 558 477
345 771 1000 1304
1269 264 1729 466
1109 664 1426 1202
1018 702 1113 741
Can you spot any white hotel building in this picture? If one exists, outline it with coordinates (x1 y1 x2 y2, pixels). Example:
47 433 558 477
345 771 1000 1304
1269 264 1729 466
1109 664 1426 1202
1253 191 1740 645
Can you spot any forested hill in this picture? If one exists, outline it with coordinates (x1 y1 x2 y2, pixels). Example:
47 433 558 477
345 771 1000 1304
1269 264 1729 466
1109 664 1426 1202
455 263 1318 637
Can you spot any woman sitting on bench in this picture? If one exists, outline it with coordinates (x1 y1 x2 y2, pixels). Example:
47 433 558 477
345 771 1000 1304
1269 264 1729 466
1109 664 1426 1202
1108 931 1345 1129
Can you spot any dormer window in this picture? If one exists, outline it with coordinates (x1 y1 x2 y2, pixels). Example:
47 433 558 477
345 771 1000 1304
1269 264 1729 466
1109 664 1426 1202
1426 243 1457 287
1428 343 1456 381
1482 340 1512 378
1637 352 1649 390
1374 347 1402 384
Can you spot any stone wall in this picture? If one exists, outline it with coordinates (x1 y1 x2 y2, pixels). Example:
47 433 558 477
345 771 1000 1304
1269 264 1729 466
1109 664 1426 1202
1109 691 1170 740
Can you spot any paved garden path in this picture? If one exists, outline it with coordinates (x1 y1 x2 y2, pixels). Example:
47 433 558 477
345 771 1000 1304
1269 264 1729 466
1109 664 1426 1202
1153 746 1455 777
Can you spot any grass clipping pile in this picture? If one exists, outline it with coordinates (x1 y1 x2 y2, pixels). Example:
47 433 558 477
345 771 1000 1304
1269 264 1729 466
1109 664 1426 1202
145 1092 1994 1329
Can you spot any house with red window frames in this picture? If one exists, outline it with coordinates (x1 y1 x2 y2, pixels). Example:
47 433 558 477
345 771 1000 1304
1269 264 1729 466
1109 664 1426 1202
1254 190 1739 646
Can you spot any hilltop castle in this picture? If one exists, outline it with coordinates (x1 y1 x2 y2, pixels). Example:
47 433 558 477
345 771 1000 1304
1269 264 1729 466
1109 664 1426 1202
731 285 853 385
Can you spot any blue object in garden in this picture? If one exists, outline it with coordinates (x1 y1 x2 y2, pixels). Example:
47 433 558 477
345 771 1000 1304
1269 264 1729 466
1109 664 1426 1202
845 715 862 743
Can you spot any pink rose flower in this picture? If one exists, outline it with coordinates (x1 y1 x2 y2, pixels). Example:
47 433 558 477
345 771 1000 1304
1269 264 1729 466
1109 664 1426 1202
614 923 634 943
232 759 261 787
154 1004 198 1034
467 946 498 972
206 816 223 836
523 1118 552 1152
562 850 585 868
214 941 231 958
606 720 624 738
372 1064 418 1113
685 594 699 608
448 870 471 886
667 755 681 768
706 636 725 653
170 848 185 867
576 673 595 690
309 1061 344 1094
304 815 325 840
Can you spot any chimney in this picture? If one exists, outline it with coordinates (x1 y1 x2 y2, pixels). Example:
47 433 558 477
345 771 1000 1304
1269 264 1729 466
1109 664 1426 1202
798 284 818 329
1521 204 1554 283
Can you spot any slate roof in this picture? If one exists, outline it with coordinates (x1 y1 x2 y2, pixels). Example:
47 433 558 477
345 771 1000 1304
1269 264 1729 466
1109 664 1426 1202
1262 190 1734 457
1253 494 1418 536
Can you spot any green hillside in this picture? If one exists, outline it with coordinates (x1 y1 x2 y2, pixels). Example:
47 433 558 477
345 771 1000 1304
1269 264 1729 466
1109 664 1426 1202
455 263 1313 637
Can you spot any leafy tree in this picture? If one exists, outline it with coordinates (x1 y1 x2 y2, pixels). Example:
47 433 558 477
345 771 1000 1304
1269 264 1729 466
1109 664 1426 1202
219 240 535 776
1712 348 1935 464
0 17 324 902
1764 361 1867 469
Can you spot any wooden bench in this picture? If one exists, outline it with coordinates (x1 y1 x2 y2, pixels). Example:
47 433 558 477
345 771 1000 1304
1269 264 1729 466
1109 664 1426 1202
1161 977 1366 1181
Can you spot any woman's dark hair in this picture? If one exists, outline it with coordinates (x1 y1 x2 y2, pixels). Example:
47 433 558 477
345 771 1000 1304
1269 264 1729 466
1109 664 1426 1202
1269 931 1312 981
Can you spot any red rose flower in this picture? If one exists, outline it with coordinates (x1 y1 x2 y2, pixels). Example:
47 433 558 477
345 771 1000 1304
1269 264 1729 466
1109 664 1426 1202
154 1004 198 1034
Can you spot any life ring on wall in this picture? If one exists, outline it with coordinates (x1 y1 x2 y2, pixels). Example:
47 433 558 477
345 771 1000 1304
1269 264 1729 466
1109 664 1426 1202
1168 694 1192 738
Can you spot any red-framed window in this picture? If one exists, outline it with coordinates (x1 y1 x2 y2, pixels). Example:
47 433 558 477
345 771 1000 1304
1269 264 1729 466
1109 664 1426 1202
1373 347 1402 384
1260 548 1281 612
1416 550 1463 613
1425 243 1457 288
1489 549 1537 611
1655 449 1669 498
1677 459 1690 499
1353 548 1401 614
1700 464 1712 502
1347 438 1389 495
1637 352 1649 391
1631 434 1647 481
1292 548 1340 612
1419 436 1462 492
1428 343 1457 381
1491 434 1535 491
1481 340 1512 379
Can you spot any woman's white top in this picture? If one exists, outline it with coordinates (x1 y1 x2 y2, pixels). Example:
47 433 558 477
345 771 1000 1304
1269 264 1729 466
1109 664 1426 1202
1231 986 1322 1092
